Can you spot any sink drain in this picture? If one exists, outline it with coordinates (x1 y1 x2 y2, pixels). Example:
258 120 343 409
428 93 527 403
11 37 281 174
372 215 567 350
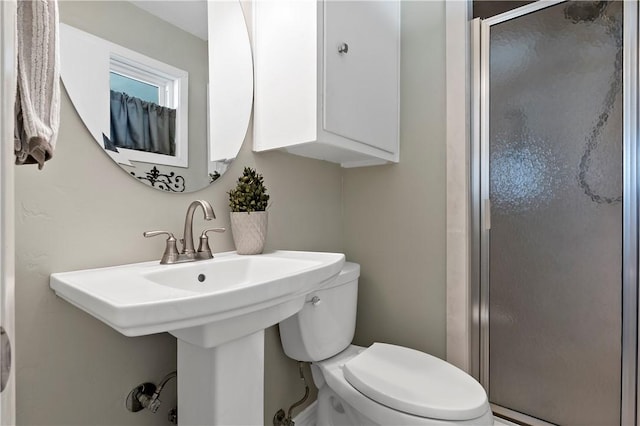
197 274 206 282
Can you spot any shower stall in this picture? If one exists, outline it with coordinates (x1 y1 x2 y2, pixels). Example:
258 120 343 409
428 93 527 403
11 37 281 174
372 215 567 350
472 1 637 425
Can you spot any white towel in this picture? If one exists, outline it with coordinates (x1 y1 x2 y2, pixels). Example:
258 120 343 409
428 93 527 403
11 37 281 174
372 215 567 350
14 0 60 170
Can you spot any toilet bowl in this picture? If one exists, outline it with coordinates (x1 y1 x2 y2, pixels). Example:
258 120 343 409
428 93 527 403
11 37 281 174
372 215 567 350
278 262 493 426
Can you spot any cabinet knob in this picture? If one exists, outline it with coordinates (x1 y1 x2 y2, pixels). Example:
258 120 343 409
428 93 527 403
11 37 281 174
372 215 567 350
338 43 349 54
308 296 321 306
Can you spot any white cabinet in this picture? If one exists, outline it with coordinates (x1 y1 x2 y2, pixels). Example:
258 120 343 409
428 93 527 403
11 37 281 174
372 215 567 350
253 0 400 168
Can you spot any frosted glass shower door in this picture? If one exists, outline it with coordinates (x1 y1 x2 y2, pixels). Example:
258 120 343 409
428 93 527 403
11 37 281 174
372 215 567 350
479 1 632 425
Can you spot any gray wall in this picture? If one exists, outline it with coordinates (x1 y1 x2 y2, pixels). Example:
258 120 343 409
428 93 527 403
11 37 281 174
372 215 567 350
344 0 447 358
14 0 447 424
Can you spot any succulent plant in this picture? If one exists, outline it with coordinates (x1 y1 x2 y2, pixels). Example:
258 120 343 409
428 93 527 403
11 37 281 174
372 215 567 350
228 167 270 212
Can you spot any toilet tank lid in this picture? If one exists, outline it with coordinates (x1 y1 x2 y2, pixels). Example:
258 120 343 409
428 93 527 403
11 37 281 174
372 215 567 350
343 343 489 421
330 262 360 287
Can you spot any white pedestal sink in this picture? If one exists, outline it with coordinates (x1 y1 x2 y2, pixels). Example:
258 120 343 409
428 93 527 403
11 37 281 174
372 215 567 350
178 331 265 425
50 250 345 425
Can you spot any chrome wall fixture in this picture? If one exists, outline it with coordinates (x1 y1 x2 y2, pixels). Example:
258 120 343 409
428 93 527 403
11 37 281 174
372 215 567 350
273 362 310 426
125 371 177 419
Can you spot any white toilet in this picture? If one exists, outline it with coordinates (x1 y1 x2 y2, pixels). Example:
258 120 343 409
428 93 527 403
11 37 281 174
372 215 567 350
279 262 493 425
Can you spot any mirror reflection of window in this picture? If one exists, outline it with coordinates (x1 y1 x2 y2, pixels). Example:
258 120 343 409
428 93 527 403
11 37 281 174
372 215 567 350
110 72 159 104
108 62 177 157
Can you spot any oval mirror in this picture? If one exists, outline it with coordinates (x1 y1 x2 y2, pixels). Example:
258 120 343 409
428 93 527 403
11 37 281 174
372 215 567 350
59 0 253 193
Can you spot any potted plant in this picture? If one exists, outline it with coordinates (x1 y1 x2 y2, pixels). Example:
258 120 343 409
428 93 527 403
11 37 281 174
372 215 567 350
228 167 270 254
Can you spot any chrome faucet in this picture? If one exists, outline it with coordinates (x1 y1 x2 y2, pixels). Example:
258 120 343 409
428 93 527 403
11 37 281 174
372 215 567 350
144 200 225 264
182 200 215 255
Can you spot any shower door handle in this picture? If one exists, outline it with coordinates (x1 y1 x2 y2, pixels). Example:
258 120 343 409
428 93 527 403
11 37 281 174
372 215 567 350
484 199 491 230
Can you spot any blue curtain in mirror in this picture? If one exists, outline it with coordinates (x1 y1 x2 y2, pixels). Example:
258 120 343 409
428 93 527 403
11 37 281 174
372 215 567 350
110 90 176 156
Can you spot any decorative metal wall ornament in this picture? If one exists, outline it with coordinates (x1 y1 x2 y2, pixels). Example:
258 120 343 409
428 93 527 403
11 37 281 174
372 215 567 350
130 166 186 192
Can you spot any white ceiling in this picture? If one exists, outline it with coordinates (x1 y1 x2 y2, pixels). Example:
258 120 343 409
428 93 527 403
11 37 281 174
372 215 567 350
129 1 208 41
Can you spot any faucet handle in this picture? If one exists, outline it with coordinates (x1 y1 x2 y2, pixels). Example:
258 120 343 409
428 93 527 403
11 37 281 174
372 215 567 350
143 231 174 239
143 231 179 264
200 228 226 237
197 228 226 259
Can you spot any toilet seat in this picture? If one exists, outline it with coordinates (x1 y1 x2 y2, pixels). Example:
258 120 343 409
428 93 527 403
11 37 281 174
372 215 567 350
315 345 492 426
343 343 488 421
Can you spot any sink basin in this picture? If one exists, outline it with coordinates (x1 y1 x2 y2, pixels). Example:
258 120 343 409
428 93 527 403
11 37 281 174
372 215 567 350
50 250 345 347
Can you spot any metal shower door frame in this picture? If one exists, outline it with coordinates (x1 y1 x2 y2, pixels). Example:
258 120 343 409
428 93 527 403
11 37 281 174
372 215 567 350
471 1 639 425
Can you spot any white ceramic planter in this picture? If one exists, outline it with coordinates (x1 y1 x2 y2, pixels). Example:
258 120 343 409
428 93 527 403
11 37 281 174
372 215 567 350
230 211 268 255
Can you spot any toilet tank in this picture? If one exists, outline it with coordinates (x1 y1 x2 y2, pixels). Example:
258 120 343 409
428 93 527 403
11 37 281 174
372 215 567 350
279 262 360 362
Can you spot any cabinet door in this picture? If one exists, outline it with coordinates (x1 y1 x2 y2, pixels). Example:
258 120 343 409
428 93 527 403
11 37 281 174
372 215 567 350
323 1 400 154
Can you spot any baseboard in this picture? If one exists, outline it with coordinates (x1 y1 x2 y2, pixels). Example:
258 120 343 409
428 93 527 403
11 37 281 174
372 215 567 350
292 401 317 426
